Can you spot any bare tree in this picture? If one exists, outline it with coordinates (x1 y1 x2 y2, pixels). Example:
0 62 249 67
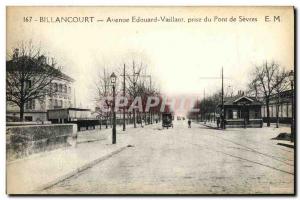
93 57 161 128
249 61 287 127
274 69 289 128
94 67 116 128
125 60 146 128
6 42 62 121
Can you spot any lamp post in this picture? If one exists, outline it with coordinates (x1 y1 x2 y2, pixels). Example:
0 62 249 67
110 72 117 144
289 70 294 143
123 64 126 131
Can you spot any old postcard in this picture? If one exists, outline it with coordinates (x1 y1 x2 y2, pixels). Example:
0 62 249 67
6 6 295 195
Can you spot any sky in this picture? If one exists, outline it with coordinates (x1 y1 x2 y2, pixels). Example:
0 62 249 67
6 6 294 110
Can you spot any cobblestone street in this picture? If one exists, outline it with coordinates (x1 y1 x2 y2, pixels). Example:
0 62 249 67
44 121 294 194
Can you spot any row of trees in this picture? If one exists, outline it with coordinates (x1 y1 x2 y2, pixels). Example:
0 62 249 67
187 61 293 127
94 60 164 128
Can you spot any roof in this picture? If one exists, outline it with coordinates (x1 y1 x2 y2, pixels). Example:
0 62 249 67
218 96 262 107
6 57 74 82
47 108 91 112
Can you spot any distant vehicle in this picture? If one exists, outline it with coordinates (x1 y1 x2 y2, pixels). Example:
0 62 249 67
162 113 173 129
177 116 181 120
137 118 142 124
182 117 185 120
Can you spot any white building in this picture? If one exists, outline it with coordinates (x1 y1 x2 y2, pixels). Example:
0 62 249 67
6 73 74 122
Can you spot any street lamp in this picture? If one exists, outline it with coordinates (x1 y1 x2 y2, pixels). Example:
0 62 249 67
289 70 294 143
110 72 117 144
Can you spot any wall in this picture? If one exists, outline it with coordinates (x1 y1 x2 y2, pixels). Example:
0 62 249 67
6 112 47 122
6 124 77 161
226 119 263 128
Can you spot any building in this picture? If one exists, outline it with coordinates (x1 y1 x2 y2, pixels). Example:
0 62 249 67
6 55 74 122
47 108 103 131
261 90 293 124
217 96 263 128
47 108 91 123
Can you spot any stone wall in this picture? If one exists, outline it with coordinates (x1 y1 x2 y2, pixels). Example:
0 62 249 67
6 124 77 161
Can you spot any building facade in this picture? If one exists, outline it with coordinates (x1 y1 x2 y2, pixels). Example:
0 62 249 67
6 74 74 122
218 96 263 128
261 90 293 124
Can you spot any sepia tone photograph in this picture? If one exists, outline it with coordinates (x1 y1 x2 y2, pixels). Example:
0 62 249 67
5 6 295 195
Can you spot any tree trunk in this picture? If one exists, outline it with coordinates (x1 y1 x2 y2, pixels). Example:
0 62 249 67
105 115 108 128
276 104 279 128
266 98 270 127
19 102 25 122
133 109 136 128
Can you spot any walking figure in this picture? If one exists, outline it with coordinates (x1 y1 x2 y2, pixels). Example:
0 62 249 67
217 117 220 128
188 119 191 128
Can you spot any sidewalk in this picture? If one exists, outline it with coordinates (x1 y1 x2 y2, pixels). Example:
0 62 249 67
199 121 219 129
6 128 133 194
77 124 137 144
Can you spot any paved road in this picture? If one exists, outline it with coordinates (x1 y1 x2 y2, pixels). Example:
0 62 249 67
44 121 294 194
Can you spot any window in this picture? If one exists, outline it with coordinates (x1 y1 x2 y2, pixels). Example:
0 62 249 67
232 110 238 119
237 110 241 118
24 116 33 121
24 80 32 89
254 108 260 118
32 100 35 110
54 83 58 92
270 105 273 117
64 85 67 93
25 100 35 110
228 110 233 119
282 103 287 117
288 103 292 118
49 99 53 109
59 84 62 92
25 102 29 109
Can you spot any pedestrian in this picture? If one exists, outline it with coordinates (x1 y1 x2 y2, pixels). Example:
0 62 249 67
217 117 220 128
188 119 191 128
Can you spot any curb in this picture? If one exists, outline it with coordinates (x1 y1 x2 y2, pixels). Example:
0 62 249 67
201 123 220 130
33 145 129 193
277 143 294 149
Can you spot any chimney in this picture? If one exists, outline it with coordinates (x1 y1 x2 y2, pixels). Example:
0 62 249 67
38 55 47 65
13 48 19 59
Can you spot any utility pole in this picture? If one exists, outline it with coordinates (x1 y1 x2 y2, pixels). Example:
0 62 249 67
133 61 137 128
123 64 126 131
221 67 225 129
204 89 206 124
112 84 116 144
110 72 117 144
197 96 199 122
